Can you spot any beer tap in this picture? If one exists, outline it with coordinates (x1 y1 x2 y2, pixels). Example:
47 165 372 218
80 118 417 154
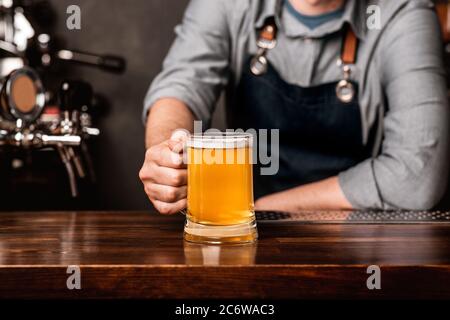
56 79 98 194
0 0 125 199
0 71 99 197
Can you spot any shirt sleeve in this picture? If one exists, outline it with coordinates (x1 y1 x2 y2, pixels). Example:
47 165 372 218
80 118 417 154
339 3 450 210
142 0 231 124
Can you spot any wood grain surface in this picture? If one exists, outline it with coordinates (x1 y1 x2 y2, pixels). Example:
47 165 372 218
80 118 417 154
0 211 449 299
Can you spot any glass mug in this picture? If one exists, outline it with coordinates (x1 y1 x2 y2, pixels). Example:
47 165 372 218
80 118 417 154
183 133 258 244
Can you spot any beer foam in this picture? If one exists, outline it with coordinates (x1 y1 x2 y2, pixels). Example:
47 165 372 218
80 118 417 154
187 134 252 149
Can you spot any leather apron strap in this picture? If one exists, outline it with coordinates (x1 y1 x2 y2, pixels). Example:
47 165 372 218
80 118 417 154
341 24 358 64
436 1 450 43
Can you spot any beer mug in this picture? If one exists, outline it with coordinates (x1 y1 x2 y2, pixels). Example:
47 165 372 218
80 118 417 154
184 133 258 244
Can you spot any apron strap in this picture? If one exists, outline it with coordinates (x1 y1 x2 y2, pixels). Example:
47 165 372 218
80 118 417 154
336 25 359 103
436 1 450 43
252 19 359 78
257 17 278 49
341 24 358 65
257 19 359 64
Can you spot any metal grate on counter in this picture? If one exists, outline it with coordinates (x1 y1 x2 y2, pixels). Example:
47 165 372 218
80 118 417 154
255 210 450 224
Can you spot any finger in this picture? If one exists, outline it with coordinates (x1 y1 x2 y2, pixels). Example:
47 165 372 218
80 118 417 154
170 129 189 142
152 145 185 169
152 198 187 215
141 162 187 186
169 130 189 154
168 140 185 154
145 183 187 203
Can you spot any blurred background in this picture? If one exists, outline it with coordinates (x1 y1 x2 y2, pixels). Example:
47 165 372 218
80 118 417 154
0 0 197 211
46 0 192 210
0 0 448 211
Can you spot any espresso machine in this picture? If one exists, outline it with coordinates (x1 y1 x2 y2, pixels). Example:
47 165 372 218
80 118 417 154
0 0 125 208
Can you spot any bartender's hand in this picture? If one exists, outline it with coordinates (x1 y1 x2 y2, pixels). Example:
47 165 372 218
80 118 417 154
139 131 188 215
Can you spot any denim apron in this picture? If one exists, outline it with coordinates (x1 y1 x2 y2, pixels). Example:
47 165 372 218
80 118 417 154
232 56 370 198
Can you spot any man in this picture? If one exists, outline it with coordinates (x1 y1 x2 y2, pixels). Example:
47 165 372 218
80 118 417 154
139 0 449 214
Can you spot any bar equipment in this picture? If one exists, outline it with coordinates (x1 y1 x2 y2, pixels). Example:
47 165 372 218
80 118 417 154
0 0 125 198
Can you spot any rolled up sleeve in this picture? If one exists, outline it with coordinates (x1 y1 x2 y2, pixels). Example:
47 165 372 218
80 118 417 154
339 5 450 210
143 0 231 124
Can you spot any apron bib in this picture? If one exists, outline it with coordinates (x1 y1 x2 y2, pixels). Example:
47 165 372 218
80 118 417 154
232 58 370 198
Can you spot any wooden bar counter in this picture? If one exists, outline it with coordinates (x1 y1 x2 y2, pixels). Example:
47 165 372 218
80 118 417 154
0 210 450 299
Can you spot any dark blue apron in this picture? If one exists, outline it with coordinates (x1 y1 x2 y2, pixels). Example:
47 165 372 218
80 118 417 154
232 58 370 199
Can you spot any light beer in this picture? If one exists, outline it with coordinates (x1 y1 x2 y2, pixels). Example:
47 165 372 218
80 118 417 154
184 133 258 244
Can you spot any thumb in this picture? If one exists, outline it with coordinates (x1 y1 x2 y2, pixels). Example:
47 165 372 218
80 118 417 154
168 129 189 153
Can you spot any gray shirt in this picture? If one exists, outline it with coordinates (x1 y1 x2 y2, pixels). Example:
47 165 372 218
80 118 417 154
144 0 449 210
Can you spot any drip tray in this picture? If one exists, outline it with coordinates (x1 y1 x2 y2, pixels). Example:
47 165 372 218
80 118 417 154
255 210 450 224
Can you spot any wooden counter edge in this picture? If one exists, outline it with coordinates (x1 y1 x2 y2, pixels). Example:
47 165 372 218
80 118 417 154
0 264 449 299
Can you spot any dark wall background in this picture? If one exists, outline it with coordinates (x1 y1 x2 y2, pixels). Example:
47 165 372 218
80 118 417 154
46 0 191 210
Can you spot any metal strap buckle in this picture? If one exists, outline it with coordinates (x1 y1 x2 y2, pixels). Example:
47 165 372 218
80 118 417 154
251 19 277 76
250 48 269 76
256 37 277 50
336 60 355 103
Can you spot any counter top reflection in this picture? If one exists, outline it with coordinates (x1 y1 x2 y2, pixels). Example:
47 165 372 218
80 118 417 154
0 211 449 299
